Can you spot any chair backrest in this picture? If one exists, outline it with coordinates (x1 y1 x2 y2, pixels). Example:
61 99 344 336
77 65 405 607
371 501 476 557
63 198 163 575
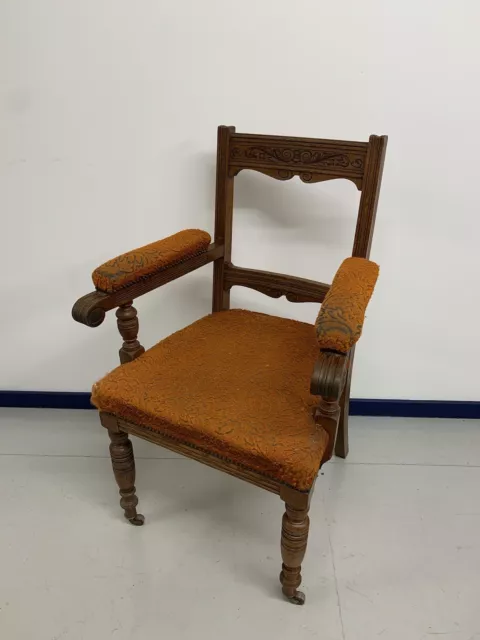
212 126 387 312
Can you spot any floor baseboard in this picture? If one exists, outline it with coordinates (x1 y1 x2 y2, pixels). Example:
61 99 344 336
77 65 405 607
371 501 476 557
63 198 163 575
0 391 479 419
349 398 480 419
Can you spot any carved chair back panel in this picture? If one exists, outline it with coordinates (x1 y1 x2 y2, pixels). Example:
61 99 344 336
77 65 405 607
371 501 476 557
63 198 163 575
229 133 368 189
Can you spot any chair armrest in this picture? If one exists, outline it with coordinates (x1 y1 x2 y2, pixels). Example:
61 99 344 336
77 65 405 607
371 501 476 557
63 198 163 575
72 236 222 328
92 229 211 293
315 257 379 354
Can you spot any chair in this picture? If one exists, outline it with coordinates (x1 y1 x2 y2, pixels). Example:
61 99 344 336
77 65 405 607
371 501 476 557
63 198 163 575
72 126 387 604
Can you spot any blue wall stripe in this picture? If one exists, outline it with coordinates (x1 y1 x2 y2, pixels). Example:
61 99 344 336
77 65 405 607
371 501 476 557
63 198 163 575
0 391 479 419
349 398 480 419
0 391 94 410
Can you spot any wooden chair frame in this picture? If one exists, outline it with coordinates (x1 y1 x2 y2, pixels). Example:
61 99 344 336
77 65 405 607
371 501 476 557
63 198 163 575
73 126 387 604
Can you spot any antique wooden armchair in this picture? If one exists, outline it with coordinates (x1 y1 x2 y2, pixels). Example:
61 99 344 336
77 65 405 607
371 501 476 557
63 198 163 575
72 126 387 605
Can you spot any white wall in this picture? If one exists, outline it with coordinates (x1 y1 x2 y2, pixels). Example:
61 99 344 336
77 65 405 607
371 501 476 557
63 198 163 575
1 0 479 400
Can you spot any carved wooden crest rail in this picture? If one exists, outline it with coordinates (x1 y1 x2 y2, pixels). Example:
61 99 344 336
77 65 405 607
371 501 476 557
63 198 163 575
228 134 368 189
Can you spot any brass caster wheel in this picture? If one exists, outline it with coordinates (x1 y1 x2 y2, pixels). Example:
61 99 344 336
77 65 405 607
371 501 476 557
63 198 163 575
284 590 305 605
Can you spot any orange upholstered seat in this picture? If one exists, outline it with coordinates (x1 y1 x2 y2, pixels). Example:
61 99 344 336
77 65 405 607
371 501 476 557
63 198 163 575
92 310 329 491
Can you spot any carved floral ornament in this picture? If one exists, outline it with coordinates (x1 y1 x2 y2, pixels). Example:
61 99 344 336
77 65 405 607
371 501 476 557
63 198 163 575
229 144 365 186
230 145 364 169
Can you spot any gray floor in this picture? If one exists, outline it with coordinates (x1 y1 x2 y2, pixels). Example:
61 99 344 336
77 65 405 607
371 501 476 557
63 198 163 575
1 409 480 640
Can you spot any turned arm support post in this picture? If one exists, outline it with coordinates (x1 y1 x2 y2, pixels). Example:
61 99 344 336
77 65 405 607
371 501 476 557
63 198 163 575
310 351 349 462
116 302 145 363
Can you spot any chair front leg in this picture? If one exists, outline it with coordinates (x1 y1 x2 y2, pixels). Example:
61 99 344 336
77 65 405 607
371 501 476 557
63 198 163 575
101 303 145 525
280 502 310 605
108 430 144 526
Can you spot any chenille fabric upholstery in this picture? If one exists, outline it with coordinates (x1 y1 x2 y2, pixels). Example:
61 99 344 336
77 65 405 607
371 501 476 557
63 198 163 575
315 257 379 354
92 310 329 491
92 229 211 293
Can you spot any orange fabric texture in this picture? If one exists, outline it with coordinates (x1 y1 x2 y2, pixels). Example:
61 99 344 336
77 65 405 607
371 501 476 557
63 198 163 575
92 229 211 293
315 257 379 354
92 310 329 491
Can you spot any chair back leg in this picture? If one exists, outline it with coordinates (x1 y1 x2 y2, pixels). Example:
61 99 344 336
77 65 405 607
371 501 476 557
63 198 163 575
335 349 354 458
335 390 350 458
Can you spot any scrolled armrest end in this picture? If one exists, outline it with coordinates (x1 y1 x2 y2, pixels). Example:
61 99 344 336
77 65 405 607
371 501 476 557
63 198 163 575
72 291 109 328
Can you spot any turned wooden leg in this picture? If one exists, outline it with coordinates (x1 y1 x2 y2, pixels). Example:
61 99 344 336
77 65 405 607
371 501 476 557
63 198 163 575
280 503 310 605
108 430 144 526
103 305 145 525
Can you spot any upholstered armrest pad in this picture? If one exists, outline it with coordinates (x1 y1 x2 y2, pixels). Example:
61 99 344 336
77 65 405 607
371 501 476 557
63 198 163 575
92 229 211 293
315 257 379 354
